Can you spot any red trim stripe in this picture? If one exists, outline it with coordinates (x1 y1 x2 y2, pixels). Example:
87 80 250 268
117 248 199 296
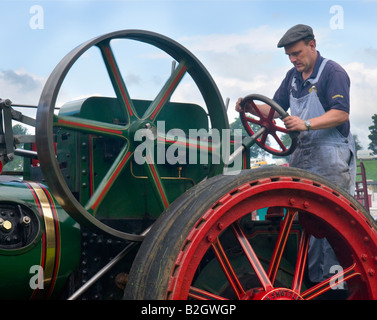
105 46 133 117
57 118 123 135
150 66 187 120
146 155 169 208
91 150 131 210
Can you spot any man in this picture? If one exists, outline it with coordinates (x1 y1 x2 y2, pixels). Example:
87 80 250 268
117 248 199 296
236 24 356 284
236 24 355 193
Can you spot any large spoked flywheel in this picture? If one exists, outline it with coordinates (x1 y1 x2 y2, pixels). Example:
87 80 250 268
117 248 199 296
36 30 228 241
125 166 377 300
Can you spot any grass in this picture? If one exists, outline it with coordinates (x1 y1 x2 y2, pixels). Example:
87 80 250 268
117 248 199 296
357 159 377 182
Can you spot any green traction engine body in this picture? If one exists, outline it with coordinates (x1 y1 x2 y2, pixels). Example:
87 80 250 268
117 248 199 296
2 30 366 301
0 178 80 299
0 96 254 299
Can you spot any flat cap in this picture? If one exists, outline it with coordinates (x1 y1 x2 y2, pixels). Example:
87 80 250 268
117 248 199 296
277 24 314 48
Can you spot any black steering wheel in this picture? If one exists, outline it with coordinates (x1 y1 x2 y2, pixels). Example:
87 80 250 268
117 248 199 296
239 94 298 157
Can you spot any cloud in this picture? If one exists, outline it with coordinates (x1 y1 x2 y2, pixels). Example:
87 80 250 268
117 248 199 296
0 68 45 106
2 26 375 151
179 26 287 79
173 28 377 151
345 62 377 149
176 26 291 122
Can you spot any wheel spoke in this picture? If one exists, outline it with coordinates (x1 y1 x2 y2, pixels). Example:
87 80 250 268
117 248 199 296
267 106 276 121
211 237 245 299
244 115 260 126
291 230 310 293
273 123 289 134
143 61 187 121
246 100 263 118
54 114 127 139
143 153 169 210
267 208 298 284
98 41 138 121
231 222 273 291
159 130 221 163
301 262 361 300
85 144 132 213
270 131 288 151
188 286 228 300
260 131 268 145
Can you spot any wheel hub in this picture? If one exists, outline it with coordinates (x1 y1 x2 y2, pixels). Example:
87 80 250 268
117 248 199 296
249 288 303 300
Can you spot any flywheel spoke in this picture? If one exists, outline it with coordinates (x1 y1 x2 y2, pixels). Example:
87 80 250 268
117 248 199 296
143 152 169 210
143 61 187 121
159 131 221 164
98 41 139 122
85 144 132 213
54 114 128 139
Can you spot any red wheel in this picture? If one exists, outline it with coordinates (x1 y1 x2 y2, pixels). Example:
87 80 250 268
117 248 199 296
240 94 298 156
125 167 377 300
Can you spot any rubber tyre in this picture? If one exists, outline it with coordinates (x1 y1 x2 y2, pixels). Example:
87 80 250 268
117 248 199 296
125 166 377 300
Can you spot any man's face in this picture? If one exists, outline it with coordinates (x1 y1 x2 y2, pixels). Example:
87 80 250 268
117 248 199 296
284 40 316 74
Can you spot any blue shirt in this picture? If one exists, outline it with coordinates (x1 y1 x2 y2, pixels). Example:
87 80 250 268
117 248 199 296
273 52 350 137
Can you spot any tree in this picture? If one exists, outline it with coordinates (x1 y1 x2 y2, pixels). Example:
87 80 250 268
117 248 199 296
353 134 362 153
368 114 377 153
2 124 29 172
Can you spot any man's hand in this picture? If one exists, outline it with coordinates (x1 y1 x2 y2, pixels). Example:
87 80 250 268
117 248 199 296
283 109 349 132
283 115 307 131
235 97 255 113
235 97 272 116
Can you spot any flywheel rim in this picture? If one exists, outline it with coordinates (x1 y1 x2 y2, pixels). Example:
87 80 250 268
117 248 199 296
35 30 228 241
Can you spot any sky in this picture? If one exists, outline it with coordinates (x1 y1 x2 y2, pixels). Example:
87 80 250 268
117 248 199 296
1 0 377 151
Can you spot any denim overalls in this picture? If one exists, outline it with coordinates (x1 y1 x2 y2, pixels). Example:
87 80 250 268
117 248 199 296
288 59 356 282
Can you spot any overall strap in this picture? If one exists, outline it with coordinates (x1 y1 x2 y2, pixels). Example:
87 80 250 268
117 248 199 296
306 59 328 85
290 58 329 88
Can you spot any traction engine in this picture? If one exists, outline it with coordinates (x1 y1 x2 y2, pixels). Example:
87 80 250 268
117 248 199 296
0 30 376 300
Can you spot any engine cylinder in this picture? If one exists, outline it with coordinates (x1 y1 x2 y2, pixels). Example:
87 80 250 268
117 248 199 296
0 179 81 299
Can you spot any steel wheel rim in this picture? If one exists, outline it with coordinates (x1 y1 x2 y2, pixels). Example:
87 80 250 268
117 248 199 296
166 173 377 300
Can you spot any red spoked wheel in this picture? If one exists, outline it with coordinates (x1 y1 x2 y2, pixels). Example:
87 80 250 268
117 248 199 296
125 167 377 300
240 94 298 156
